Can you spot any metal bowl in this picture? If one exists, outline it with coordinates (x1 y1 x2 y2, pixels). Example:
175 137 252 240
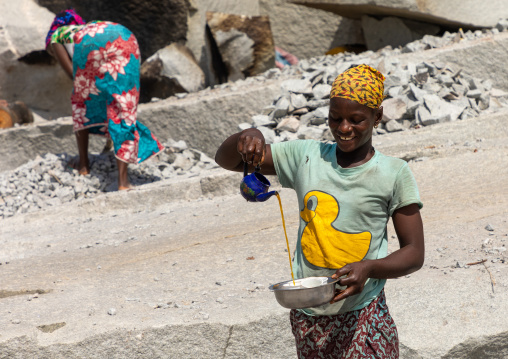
269 277 340 309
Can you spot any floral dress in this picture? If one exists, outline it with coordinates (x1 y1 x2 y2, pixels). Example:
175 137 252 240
52 21 164 164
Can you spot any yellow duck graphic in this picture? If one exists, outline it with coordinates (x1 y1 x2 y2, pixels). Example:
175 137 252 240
300 190 371 269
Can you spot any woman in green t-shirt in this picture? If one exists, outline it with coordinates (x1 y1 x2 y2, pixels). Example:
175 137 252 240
215 64 424 358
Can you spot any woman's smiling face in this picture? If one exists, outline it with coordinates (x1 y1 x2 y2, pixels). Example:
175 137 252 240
328 97 383 153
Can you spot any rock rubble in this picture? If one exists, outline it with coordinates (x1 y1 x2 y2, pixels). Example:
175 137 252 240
238 22 508 143
0 140 218 219
3 21 508 220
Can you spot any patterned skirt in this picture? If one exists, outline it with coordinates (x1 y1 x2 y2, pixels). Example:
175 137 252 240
290 290 399 359
71 21 164 164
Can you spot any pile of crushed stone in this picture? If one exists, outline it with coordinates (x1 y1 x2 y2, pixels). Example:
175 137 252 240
0 140 218 219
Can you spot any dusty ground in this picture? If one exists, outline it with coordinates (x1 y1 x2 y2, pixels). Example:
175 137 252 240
0 108 507 358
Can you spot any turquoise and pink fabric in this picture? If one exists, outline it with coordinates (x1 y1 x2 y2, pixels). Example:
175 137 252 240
71 21 163 163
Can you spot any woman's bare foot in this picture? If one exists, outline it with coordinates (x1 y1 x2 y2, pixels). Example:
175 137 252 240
67 157 90 175
116 158 131 191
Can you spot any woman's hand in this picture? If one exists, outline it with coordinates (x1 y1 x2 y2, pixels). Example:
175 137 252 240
329 204 424 304
330 261 372 303
237 128 266 167
215 128 276 175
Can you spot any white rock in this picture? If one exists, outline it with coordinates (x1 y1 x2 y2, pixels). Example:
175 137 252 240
409 83 427 102
424 94 465 122
0 0 72 116
272 97 291 119
388 86 403 98
490 88 508 97
280 79 313 95
496 19 508 32
143 43 205 94
276 116 301 133
312 84 332 99
385 119 404 132
382 97 407 122
251 115 275 127
257 126 276 144
238 123 252 131
172 154 194 171
466 89 483 99
166 140 188 152
290 93 308 109
485 224 494 231
296 126 324 139
416 106 438 126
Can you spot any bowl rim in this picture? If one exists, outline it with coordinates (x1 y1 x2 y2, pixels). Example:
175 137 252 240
269 276 340 291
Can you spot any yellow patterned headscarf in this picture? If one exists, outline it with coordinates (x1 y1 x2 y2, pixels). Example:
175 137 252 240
330 64 385 109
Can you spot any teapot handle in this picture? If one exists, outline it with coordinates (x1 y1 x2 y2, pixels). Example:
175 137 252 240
243 161 248 178
243 162 261 178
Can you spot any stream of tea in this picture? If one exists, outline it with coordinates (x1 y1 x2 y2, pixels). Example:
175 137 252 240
275 192 295 286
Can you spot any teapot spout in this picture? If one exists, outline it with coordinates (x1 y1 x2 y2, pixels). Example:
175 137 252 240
256 190 278 202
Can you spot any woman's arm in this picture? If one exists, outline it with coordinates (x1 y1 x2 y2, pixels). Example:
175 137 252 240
215 128 276 175
331 203 424 303
49 43 73 79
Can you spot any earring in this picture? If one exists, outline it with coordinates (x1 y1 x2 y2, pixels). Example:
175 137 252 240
374 123 379 128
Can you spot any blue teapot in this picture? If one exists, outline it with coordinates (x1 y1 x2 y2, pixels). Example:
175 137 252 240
240 162 277 202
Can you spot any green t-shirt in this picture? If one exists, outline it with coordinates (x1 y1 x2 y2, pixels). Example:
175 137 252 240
271 140 422 316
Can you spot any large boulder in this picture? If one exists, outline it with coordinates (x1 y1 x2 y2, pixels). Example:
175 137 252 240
186 0 358 85
362 16 440 51
259 0 363 60
206 12 275 82
0 0 72 118
140 43 205 103
36 0 189 61
186 0 263 86
290 0 508 28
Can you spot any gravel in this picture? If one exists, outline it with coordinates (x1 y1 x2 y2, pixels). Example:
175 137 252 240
0 139 219 219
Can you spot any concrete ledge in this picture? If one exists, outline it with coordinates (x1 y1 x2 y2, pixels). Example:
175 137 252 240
136 79 284 157
19 169 245 221
0 314 295 359
0 79 284 172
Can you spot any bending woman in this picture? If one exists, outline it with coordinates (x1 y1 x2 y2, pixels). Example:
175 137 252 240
46 9 164 190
